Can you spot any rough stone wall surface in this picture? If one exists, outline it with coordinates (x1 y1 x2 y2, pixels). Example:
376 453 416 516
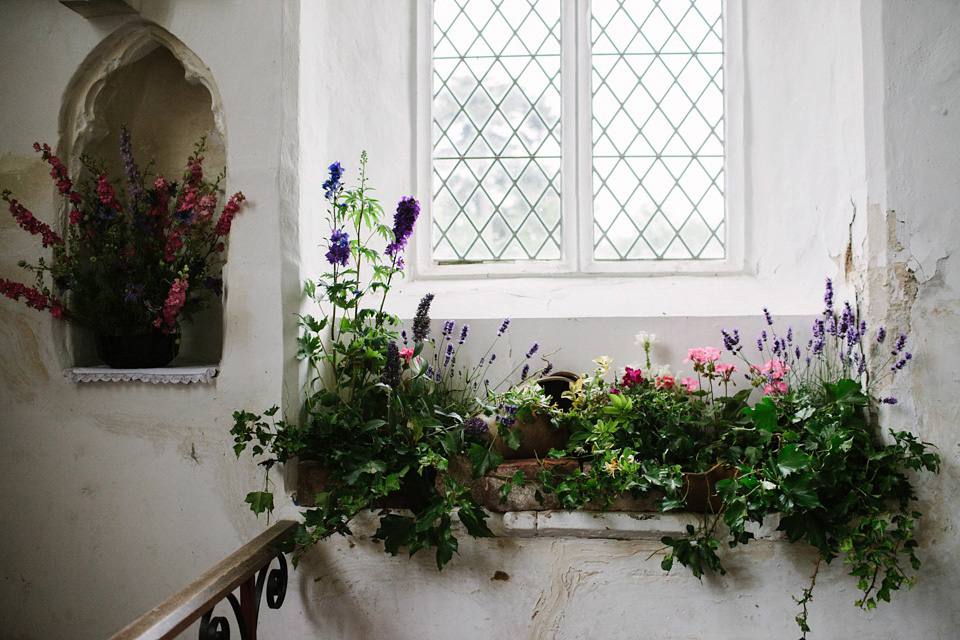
0 1 958 639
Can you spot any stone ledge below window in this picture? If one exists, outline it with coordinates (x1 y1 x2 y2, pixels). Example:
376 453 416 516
485 510 783 541
63 365 218 384
295 460 785 542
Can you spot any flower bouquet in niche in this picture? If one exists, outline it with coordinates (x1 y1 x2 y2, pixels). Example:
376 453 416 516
0 126 245 367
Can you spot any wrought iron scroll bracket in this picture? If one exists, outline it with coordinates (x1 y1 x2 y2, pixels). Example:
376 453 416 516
198 552 288 640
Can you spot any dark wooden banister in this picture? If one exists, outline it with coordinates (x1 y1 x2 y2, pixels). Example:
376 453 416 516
110 519 298 640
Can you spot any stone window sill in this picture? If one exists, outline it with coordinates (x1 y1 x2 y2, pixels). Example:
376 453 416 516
63 365 219 384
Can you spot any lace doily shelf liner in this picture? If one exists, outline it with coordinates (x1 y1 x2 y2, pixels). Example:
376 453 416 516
64 365 219 384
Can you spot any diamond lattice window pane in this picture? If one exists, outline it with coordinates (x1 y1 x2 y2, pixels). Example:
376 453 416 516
433 0 562 262
592 0 724 260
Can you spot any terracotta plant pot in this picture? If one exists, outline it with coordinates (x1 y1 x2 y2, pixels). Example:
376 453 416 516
680 463 737 512
491 372 579 459
296 460 433 511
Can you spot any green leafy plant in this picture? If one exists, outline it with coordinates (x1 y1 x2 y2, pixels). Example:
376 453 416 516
538 282 938 637
231 154 548 569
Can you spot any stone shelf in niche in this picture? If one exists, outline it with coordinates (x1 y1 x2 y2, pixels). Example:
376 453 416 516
63 365 218 384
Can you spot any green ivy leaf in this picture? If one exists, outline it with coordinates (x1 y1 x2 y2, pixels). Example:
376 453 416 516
776 444 810 476
467 443 503 478
244 491 274 516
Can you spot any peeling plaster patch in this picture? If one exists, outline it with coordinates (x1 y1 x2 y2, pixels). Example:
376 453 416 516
0 313 49 402
491 570 510 581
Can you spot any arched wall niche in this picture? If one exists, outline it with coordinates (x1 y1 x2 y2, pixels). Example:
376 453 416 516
56 22 227 368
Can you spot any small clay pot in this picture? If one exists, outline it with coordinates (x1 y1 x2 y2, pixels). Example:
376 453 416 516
681 463 737 512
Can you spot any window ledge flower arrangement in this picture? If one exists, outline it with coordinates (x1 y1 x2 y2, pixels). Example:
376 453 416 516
1 126 245 368
230 157 938 637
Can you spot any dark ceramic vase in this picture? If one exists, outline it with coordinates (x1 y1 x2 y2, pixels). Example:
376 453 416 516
95 331 180 368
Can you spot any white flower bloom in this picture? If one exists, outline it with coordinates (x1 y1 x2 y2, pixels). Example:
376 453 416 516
654 364 672 377
634 331 656 349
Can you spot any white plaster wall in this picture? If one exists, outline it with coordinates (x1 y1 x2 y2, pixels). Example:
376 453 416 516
0 1 299 638
1 0 958 639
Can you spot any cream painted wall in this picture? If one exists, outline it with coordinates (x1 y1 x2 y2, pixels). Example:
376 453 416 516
0 1 299 638
0 1 958 639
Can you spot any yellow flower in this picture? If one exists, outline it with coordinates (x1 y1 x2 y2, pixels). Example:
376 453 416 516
593 355 612 376
603 459 619 476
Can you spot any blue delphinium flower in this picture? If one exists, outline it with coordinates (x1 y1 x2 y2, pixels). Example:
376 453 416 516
325 229 350 267
124 283 145 303
323 162 343 200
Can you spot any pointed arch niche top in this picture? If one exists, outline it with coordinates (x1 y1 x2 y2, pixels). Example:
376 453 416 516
59 22 228 377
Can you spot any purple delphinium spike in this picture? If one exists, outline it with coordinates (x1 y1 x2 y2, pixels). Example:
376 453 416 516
881 397 898 404
412 293 434 343
763 308 774 326
824 278 834 314
490 353 496 362
458 324 470 345
401 329 408 346
876 326 886 343
786 327 793 343
119 125 143 209
497 318 511 336
761 330 768 342
442 320 455 338
757 338 764 352
385 197 420 257
542 362 553 377
463 416 489 436
521 364 530 380
526 342 539 358
380 341 401 388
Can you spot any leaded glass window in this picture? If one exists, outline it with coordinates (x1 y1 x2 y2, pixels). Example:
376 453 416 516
429 0 725 266
592 0 724 260
432 0 562 262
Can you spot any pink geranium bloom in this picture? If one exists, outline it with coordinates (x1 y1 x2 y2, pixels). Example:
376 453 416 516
681 377 699 392
655 375 675 389
764 380 789 395
759 359 790 378
684 347 721 365
715 362 737 379
398 348 414 364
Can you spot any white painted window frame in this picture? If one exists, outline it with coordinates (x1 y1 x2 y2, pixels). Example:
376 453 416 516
412 0 744 280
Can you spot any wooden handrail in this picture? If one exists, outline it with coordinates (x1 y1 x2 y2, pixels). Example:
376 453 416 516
110 519 298 640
